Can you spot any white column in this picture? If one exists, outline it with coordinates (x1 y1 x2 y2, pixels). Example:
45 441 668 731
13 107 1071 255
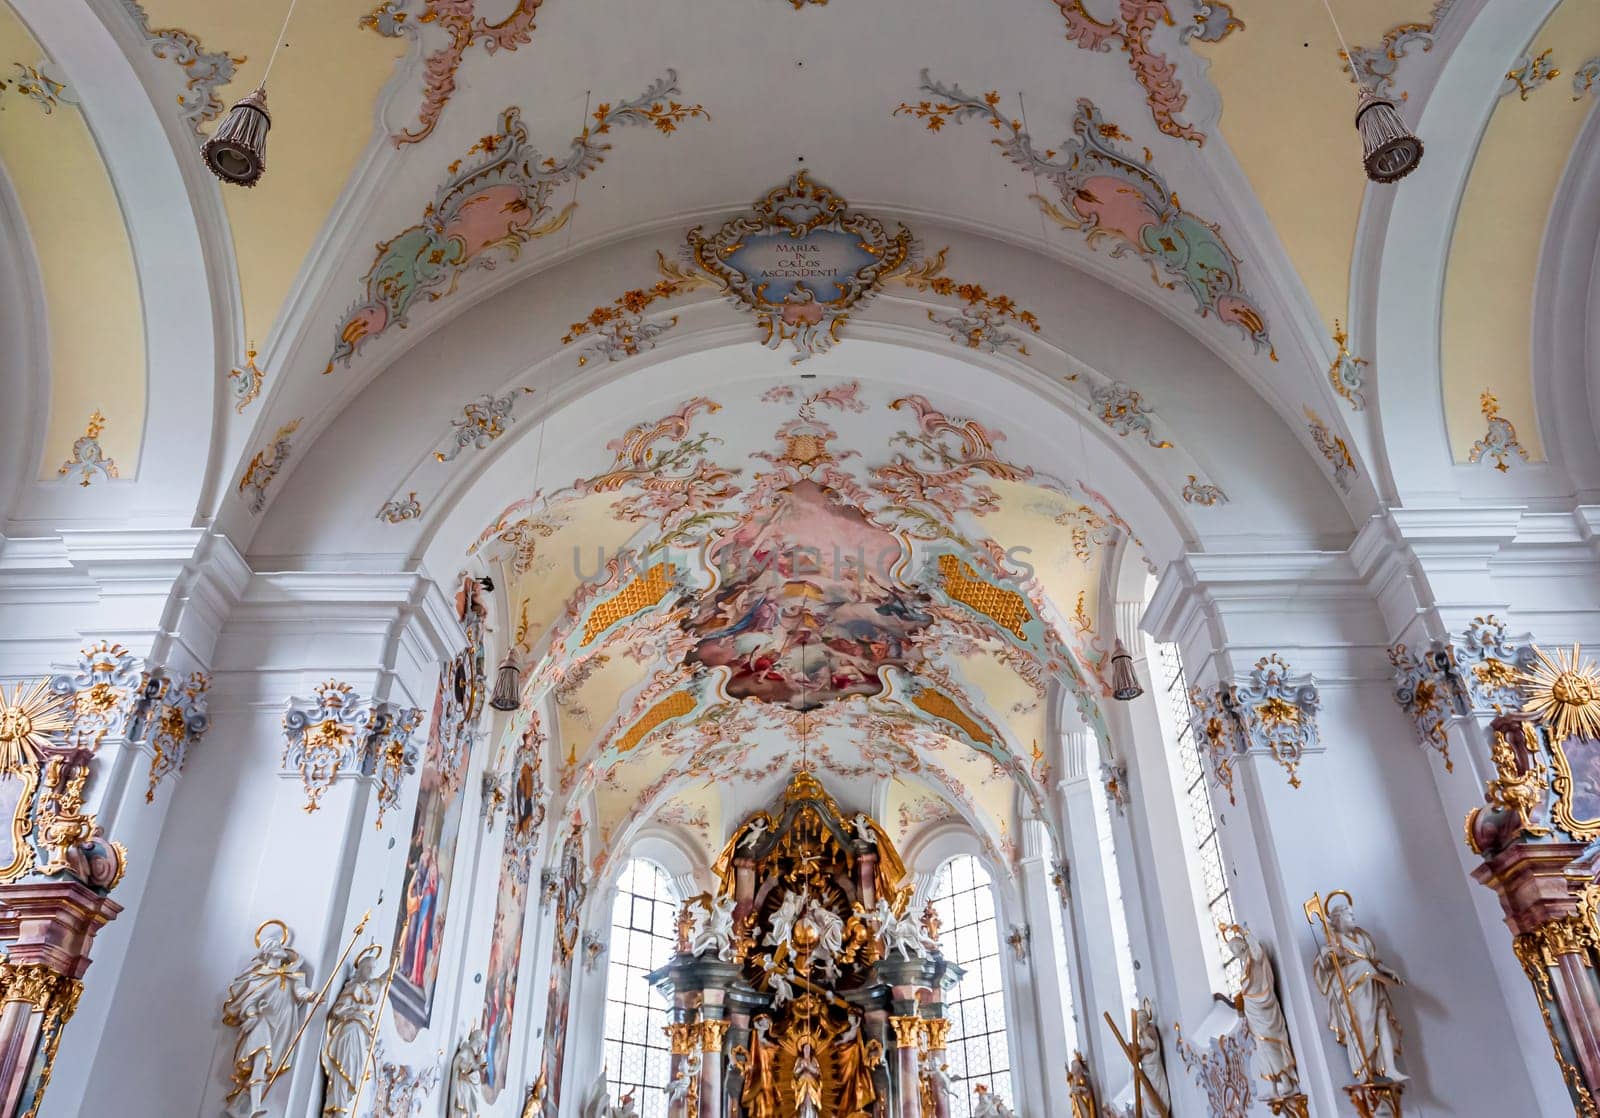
1146 547 1569 1117
58 567 465 1118
1015 821 1072 1106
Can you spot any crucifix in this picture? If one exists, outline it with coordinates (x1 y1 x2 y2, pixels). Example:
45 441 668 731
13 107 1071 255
1103 1009 1170 1118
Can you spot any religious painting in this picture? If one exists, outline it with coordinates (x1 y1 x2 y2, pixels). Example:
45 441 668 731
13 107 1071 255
0 768 38 885
536 820 587 1111
687 173 914 361
390 581 487 1038
1550 734 1600 841
681 479 933 710
479 722 545 1102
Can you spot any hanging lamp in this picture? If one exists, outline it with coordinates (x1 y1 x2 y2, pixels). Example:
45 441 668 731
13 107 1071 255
1109 638 1144 702
202 0 299 187
489 649 521 712
1320 0 1424 184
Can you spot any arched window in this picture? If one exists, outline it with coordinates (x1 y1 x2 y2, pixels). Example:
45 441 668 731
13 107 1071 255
602 859 679 1116
1149 638 1242 994
929 854 1012 1117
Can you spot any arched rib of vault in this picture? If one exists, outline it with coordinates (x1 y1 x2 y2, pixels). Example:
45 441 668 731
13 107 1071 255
1358 0 1567 503
0 161 47 527
1532 109 1600 498
245 222 1353 558
6 0 232 530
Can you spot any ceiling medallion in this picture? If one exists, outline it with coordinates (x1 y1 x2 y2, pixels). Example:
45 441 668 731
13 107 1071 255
687 172 914 363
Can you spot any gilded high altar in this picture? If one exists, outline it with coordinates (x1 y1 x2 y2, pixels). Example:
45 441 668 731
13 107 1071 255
649 773 958 1118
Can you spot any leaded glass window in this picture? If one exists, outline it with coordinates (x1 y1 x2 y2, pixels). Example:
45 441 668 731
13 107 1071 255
602 859 678 1116
928 855 1013 1118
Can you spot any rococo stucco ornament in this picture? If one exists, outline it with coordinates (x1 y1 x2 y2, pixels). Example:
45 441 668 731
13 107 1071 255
281 682 423 817
1189 655 1320 803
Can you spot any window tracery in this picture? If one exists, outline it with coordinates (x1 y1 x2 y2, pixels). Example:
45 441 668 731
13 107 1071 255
602 859 679 1115
928 855 1012 1118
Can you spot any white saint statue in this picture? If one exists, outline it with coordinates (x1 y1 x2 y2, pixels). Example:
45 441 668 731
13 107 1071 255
1224 926 1301 1100
762 953 796 1007
448 1028 489 1118
1133 998 1171 1116
222 922 316 1118
972 1084 1017 1118
319 946 386 1116
689 894 738 961
1312 899 1406 1082
765 891 806 951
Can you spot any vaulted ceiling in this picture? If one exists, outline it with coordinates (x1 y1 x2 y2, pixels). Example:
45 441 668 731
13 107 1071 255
1 0 1596 864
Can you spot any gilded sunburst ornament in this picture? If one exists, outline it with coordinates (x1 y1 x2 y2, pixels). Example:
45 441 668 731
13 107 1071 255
1523 645 1600 744
0 680 71 775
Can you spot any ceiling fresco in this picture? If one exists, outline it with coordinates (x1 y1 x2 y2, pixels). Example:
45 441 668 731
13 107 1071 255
470 377 1113 871
3 0 1596 872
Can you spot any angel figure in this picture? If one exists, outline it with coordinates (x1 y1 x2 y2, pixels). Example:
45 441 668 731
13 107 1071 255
222 921 316 1118
1224 925 1302 1101
762 953 796 1008
1134 998 1171 1116
448 1028 488 1118
804 896 845 964
850 812 877 844
740 815 771 850
740 1017 779 1118
920 1058 955 1116
689 894 738 961
319 945 386 1116
666 1051 700 1109
1312 898 1406 1082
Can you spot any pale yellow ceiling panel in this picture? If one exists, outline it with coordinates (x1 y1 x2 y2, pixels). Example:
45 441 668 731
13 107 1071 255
142 0 405 351
1 6 146 477
1442 0 1597 463
1192 2 1441 331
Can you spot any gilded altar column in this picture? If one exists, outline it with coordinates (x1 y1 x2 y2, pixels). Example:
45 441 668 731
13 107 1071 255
699 1016 729 1118
0 881 121 1118
1467 715 1600 1114
890 1015 925 1118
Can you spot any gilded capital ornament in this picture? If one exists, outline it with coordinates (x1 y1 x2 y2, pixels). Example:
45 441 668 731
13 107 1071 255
665 1021 701 1056
924 1017 952 1051
281 682 422 815
1188 655 1320 802
701 1018 730 1053
890 1015 926 1049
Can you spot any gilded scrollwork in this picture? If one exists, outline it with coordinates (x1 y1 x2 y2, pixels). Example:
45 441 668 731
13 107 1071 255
238 420 301 515
281 682 423 816
1467 391 1530 473
1190 655 1319 798
434 388 536 462
55 411 120 488
1387 641 1468 771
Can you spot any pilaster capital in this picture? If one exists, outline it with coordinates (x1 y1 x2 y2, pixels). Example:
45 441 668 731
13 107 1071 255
214 565 465 711
280 680 423 817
